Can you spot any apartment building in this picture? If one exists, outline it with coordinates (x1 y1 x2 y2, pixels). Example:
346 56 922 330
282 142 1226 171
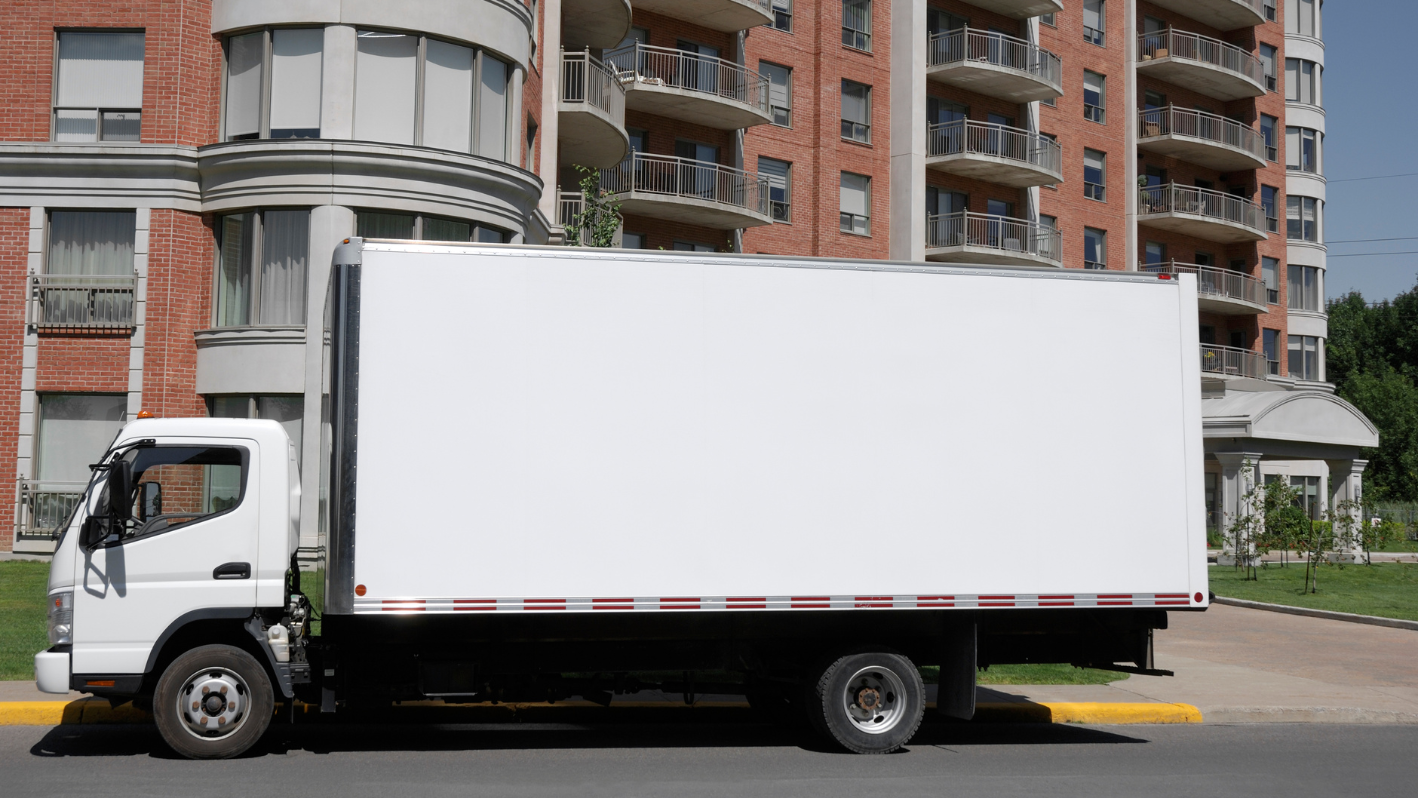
0 0 1376 558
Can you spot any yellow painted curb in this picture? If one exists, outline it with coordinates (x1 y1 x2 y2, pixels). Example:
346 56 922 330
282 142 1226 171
0 698 151 726
973 701 1202 725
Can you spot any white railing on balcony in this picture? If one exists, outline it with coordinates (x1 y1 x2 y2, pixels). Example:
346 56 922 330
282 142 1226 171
927 27 1063 93
27 273 138 331
561 49 626 123
603 42 769 115
1143 261 1268 308
927 119 1062 176
16 480 86 541
1139 183 1267 233
1200 343 1273 380
926 211 1062 263
1137 29 1264 88
601 152 770 218
1138 106 1264 162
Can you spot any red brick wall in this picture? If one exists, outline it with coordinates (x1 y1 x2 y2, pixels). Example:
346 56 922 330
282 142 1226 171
142 209 212 420
522 0 544 174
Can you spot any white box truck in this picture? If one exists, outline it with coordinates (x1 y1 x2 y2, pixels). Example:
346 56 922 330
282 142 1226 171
35 241 1208 758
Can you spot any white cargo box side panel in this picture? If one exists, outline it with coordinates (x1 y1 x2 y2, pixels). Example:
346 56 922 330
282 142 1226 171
349 248 1204 609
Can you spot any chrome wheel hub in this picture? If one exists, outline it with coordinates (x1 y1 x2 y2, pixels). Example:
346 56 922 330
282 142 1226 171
178 668 249 740
841 666 906 735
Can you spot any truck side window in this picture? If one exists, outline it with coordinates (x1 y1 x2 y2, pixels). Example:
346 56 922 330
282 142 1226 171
100 446 247 541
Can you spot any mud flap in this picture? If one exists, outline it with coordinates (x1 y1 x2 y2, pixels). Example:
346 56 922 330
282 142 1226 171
937 616 976 720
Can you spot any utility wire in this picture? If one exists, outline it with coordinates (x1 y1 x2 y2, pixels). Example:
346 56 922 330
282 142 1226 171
1327 236 1418 244
1327 251 1418 258
1327 171 1418 183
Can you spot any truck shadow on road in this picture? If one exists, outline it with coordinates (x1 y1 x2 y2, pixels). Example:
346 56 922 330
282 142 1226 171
28 720 1147 760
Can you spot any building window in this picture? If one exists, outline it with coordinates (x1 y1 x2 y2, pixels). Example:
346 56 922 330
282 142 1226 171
1040 12 1056 27
1285 58 1320 106
1265 1 1277 23
47 211 136 276
54 31 145 142
1262 257 1279 304
1263 329 1281 375
1083 227 1106 269
1291 476 1321 519
761 62 792 127
1259 44 1277 93
1083 0 1105 47
1286 0 1320 38
356 211 507 243
759 157 792 222
35 395 128 485
1261 185 1279 233
525 117 537 170
1260 114 1278 161
215 209 311 327
1288 265 1321 311
210 395 305 462
1287 196 1320 243
1286 127 1321 174
1144 241 1167 265
621 232 645 249
840 172 870 235
770 0 793 32
1288 335 1321 380
673 241 715 252
1083 149 1105 201
224 28 323 141
1083 71 1105 124
841 80 871 143
349 30 511 160
842 0 871 51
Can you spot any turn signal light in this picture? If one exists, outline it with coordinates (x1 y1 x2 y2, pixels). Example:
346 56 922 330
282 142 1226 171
136 410 155 419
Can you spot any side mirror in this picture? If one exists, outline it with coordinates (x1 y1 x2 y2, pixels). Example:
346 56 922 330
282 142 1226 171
138 482 162 522
81 515 109 548
108 461 133 522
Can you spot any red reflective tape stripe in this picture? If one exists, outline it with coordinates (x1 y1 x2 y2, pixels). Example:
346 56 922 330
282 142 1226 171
454 599 496 611
660 604 700 610
592 598 634 610
525 599 566 610
1097 594 1133 599
917 596 956 601
979 602 1015 607
1038 595 1075 600
855 602 892 608
1154 594 1190 599
917 601 955 607
727 597 766 602
791 603 830 608
1097 601 1133 606
660 597 699 603
1038 601 1074 607
592 598 633 604
727 598 766 609
1154 600 1190 605
979 595 1014 600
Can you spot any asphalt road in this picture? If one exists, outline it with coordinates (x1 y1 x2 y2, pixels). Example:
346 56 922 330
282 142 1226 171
4 719 1415 797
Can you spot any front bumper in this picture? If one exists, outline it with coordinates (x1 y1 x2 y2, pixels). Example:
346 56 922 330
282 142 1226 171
35 648 71 694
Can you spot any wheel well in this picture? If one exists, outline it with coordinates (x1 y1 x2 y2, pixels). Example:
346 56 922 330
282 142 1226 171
143 619 269 695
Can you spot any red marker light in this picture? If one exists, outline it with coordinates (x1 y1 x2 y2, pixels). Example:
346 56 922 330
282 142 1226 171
355 584 367 597
1158 274 1172 280
1194 592 1204 603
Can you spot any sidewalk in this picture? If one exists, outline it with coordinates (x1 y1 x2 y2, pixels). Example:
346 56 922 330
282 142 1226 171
3 603 1414 727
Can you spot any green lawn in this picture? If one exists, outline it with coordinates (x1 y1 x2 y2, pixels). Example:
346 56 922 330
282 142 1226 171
921 664 1123 686
1210 561 1418 621
0 561 52 681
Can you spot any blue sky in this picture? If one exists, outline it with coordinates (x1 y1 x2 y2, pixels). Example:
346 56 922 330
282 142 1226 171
1321 0 1418 302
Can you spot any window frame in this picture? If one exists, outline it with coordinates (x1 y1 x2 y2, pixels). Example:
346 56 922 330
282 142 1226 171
839 171 871 236
841 79 872 143
842 0 872 52
1083 227 1107 270
354 210 507 243
212 207 313 328
1083 70 1106 124
1261 185 1279 233
52 29 146 143
221 27 326 142
1259 44 1277 92
1286 126 1321 174
1260 113 1278 161
1083 148 1106 202
1288 334 1321 380
1287 265 1322 312
769 0 793 32
1083 0 1105 47
91 444 252 548
758 156 792 223
761 60 793 128
1262 256 1279 304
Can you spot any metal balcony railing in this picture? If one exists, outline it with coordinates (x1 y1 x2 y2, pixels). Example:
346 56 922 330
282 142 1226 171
1139 183 1267 233
925 211 1062 263
1200 344 1273 380
27 273 138 331
927 27 1063 93
601 152 770 217
561 49 626 122
557 189 602 245
1143 261 1268 308
1138 106 1264 162
927 119 1062 176
1137 29 1264 87
603 42 769 115
16 480 86 541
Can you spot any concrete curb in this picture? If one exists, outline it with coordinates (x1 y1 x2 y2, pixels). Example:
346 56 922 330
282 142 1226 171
0 697 1201 727
1212 596 1418 631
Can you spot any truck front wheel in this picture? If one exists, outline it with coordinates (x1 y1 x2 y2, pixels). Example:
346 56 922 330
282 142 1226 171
807 651 925 754
152 644 275 760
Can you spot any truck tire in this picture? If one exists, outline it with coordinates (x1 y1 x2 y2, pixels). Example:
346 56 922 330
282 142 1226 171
806 651 925 754
152 644 275 760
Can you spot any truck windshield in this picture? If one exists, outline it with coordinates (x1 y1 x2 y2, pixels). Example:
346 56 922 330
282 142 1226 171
100 446 247 540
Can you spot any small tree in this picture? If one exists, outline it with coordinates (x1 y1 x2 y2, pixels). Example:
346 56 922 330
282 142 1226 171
1225 462 1264 580
565 165 623 248
1294 516 1330 594
1259 479 1307 569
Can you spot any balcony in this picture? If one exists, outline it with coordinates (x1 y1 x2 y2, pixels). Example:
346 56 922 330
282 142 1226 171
1137 30 1265 102
958 0 1064 20
604 43 771 130
14 480 86 552
601 152 772 229
925 212 1062 267
927 28 1063 103
27 273 138 332
559 50 629 169
1143 261 1268 315
1142 0 1265 32
629 0 772 33
562 0 633 49
1138 107 1266 172
1138 183 1267 243
1200 344 1275 381
927 120 1062 188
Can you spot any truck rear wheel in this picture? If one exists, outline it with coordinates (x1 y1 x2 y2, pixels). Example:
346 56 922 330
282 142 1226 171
152 644 274 760
806 651 924 754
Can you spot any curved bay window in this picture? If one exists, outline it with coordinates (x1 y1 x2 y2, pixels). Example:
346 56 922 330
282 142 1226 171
215 209 310 327
224 28 324 140
355 211 508 243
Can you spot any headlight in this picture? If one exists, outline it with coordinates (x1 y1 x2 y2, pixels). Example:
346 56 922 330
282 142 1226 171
47 591 73 646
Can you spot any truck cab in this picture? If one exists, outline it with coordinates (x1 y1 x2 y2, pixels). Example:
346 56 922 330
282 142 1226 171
35 417 308 758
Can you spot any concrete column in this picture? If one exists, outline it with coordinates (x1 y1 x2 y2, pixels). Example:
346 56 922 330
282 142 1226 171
13 208 44 551
297 204 357 566
1325 458 1368 561
537 0 563 225
1215 452 1262 566
126 209 150 421
321 25 357 140
889 0 927 262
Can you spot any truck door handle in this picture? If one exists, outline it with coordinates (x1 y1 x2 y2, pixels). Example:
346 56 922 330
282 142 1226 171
213 562 251 580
